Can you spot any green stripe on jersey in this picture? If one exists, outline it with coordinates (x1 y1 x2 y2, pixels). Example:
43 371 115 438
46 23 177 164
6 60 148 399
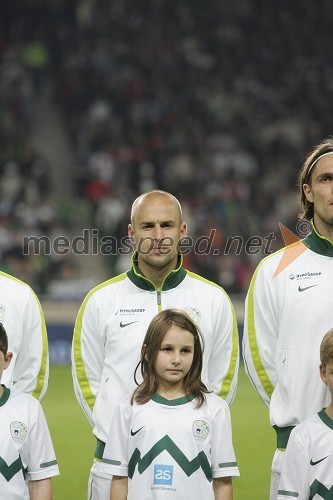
128 435 212 481
278 490 299 497
0 272 48 400
40 460 57 468
0 456 24 481
186 271 239 400
102 458 121 465
32 290 48 400
73 274 127 411
246 259 275 399
219 462 237 468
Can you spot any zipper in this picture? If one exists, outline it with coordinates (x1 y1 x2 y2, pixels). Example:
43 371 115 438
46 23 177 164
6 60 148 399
157 289 162 311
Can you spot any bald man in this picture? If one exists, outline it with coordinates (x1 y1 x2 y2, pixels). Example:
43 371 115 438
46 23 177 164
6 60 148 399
72 190 239 500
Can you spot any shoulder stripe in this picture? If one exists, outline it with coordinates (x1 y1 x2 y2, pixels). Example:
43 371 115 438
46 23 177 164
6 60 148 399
32 291 48 400
0 273 48 399
186 271 239 399
186 270 222 289
219 295 239 400
0 270 30 286
82 273 128 298
246 263 274 399
72 273 127 411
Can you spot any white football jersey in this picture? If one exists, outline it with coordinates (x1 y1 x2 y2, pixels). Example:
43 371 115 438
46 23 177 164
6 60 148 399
0 387 59 500
102 392 239 500
278 409 333 499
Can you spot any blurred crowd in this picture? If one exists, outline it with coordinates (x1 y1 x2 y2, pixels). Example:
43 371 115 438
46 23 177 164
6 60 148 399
0 2 76 294
2 0 333 294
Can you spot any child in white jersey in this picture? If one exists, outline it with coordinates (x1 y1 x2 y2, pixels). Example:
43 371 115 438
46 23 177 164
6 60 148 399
0 322 59 500
278 328 333 499
102 308 239 500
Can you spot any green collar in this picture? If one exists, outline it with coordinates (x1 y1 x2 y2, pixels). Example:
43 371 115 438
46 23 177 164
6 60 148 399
127 253 187 291
152 393 195 406
318 408 333 430
303 221 333 257
0 385 10 407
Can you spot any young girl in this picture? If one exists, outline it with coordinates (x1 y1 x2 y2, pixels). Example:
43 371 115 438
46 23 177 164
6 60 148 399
101 309 239 500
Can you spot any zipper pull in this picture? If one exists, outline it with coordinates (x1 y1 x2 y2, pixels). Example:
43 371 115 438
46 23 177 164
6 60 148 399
157 290 161 306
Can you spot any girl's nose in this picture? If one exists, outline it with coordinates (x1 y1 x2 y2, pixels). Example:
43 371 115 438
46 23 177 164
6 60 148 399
172 352 181 365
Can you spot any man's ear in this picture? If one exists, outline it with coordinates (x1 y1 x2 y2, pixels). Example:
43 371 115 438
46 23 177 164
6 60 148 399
128 223 134 239
303 183 314 203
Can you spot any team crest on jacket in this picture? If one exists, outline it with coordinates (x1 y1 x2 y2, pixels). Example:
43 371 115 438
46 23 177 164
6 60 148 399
183 307 201 324
10 421 27 444
192 420 209 442
0 304 5 322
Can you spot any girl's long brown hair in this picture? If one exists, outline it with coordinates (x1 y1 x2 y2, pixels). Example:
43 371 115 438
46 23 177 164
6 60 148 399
132 309 209 408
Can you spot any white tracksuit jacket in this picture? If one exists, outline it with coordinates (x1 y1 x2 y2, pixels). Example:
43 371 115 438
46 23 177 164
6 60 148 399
243 224 333 448
0 271 48 400
72 254 239 456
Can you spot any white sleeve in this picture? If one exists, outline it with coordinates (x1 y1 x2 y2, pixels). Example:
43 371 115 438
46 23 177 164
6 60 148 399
242 260 278 407
278 427 309 500
26 400 59 481
210 398 239 478
208 290 239 405
71 293 105 426
13 289 49 400
101 398 131 477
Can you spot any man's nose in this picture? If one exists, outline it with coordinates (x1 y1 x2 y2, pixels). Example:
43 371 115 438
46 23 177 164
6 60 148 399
152 225 163 239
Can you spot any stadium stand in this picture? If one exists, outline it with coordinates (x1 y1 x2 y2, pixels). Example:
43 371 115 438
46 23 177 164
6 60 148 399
1 0 333 297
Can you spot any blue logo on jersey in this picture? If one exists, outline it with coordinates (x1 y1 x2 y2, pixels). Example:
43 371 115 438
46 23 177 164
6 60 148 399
153 464 173 485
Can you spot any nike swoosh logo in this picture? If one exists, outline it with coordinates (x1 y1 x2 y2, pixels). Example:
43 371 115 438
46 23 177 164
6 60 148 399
120 321 139 328
131 426 144 436
310 456 329 466
298 284 318 292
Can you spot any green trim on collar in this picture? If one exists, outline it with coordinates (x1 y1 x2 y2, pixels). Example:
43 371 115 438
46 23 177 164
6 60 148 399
127 253 187 291
152 393 195 406
318 408 333 430
303 221 333 257
0 385 10 407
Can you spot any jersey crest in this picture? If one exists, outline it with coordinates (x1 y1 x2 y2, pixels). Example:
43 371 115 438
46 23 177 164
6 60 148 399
192 420 209 442
10 421 27 444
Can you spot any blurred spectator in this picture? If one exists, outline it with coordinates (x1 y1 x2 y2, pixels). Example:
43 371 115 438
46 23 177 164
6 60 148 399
3 0 333 294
